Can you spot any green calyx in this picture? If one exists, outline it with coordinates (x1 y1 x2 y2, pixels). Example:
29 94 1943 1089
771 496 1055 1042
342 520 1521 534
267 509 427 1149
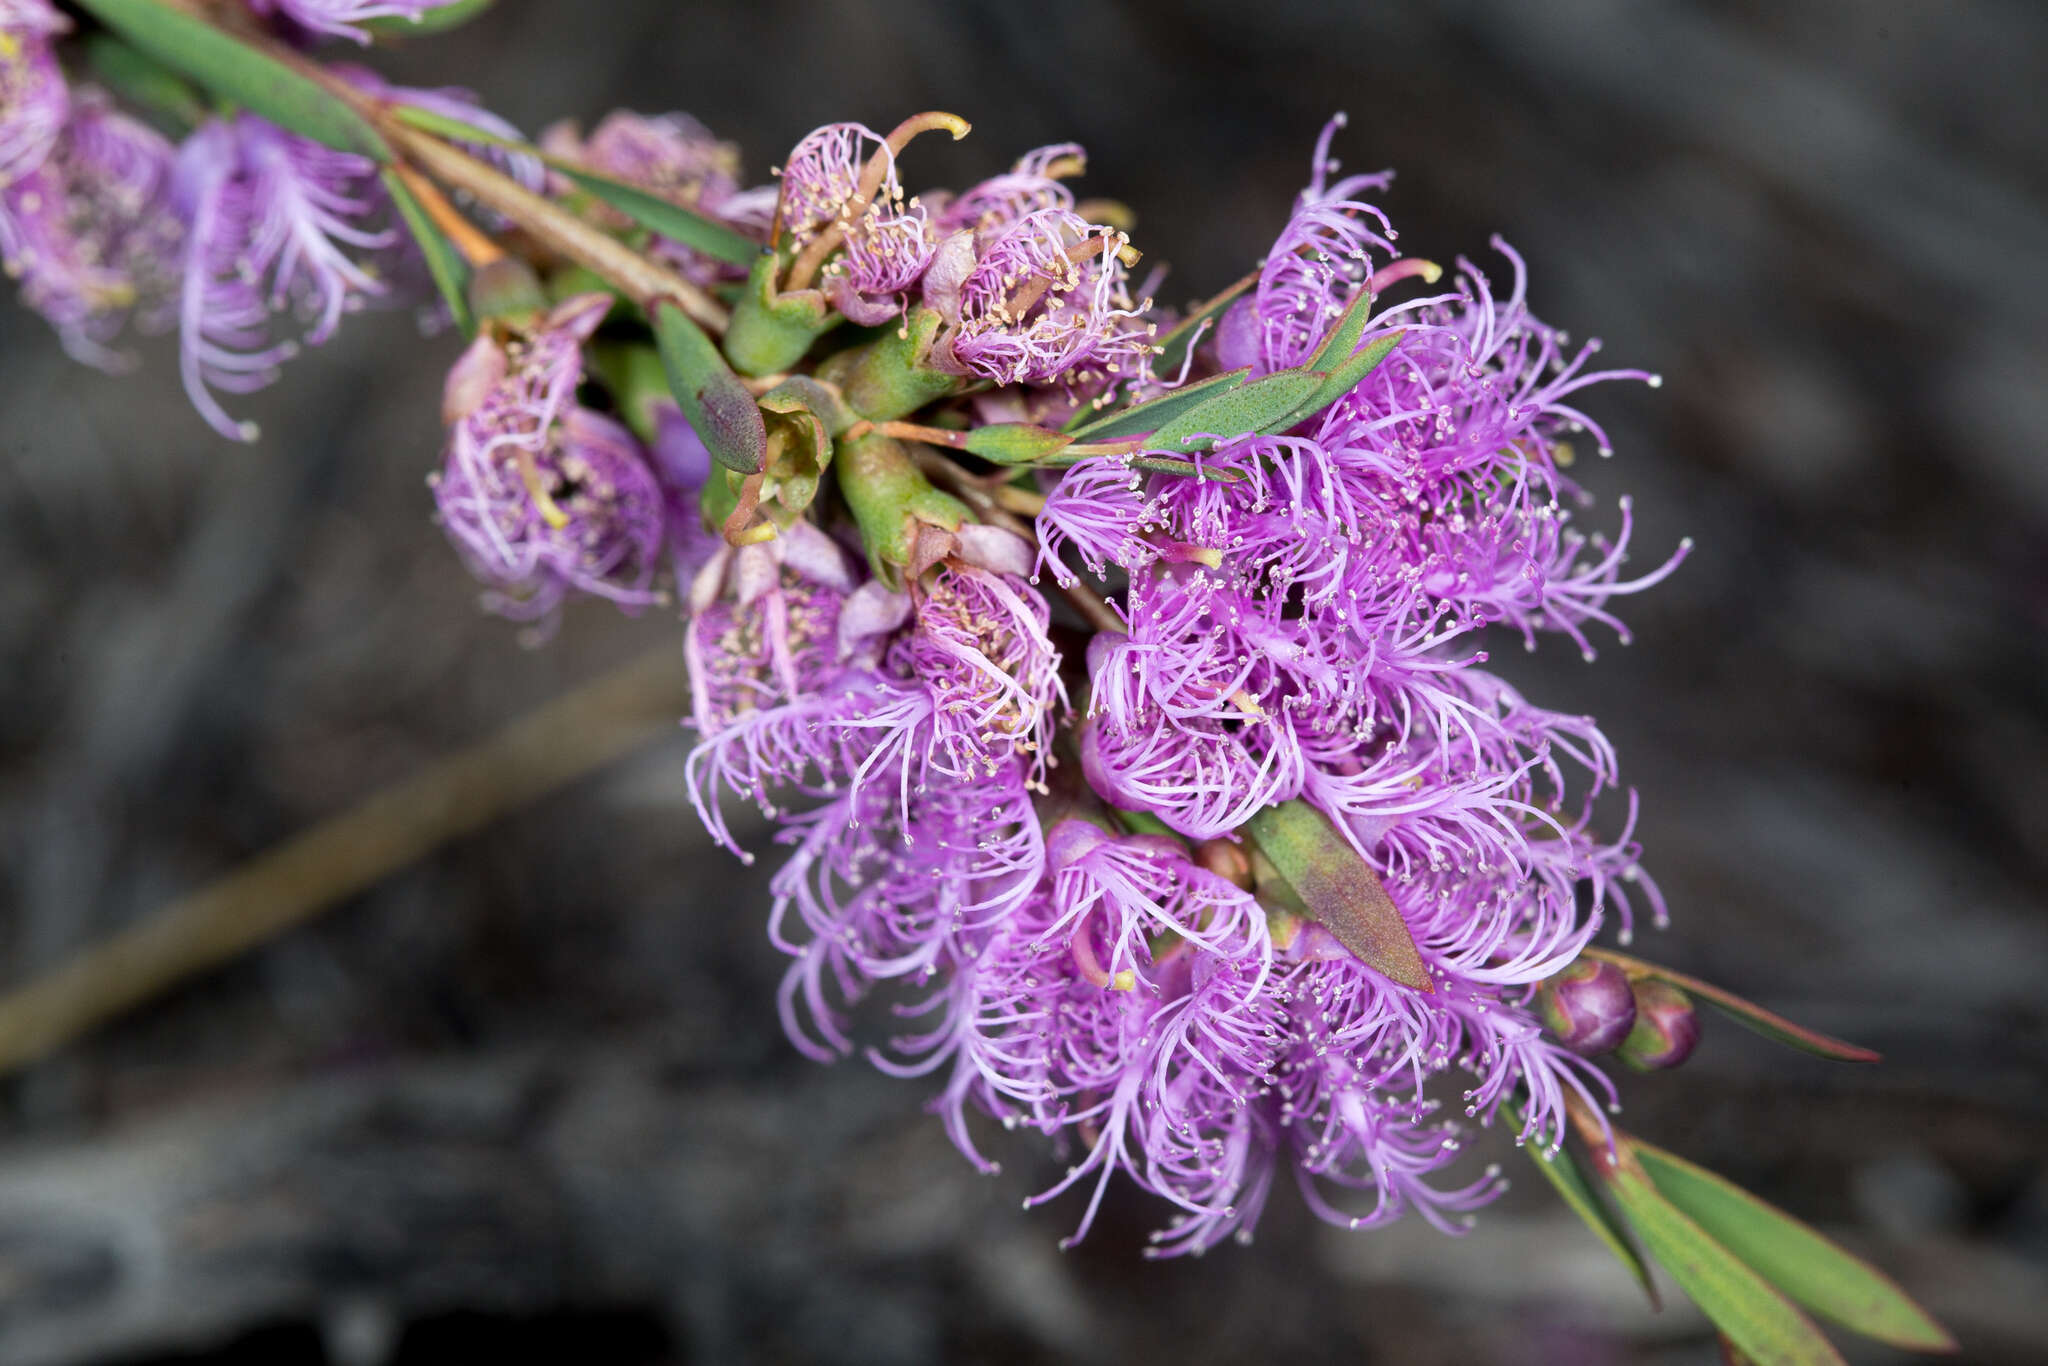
836 430 968 586
721 253 840 377
824 306 965 421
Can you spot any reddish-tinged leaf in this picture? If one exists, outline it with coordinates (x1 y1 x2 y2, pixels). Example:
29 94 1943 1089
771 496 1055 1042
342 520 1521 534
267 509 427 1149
1242 801 1430 992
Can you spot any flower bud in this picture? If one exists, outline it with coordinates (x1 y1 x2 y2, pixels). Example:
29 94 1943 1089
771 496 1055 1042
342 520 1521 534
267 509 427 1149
1534 958 1637 1055
1617 980 1701 1071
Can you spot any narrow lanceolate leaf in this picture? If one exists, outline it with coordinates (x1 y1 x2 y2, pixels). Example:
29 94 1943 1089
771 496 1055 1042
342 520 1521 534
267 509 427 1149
84 35 206 132
1502 1098 1658 1306
1146 369 1325 454
551 165 758 267
389 105 758 267
963 423 1075 465
652 299 766 474
1151 269 1258 378
380 167 474 337
1069 366 1252 441
76 0 389 157
1241 801 1431 992
1593 1139 1849 1366
1281 330 1406 428
1583 947 1880 1063
1633 1142 1956 1353
362 0 498 35
1309 287 1377 372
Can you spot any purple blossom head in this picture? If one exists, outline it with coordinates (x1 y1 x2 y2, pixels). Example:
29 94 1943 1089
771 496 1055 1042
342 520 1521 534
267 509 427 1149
434 295 666 630
932 142 1082 241
246 0 468 45
1 87 182 368
0 0 67 192
172 113 394 440
930 206 1154 388
908 562 1063 781
337 66 545 195
776 121 933 322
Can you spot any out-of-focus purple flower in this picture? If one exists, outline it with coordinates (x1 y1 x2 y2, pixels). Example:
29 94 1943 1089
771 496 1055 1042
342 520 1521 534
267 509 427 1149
1 87 182 367
544 109 761 280
776 121 933 324
246 0 468 45
0 0 67 192
172 114 394 441
928 205 1154 388
337 65 545 193
433 294 666 629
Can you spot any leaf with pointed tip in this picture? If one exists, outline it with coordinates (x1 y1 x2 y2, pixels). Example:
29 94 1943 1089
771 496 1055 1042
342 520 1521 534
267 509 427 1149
1241 801 1431 992
1502 1098 1657 1305
1583 947 1880 1062
1279 330 1406 429
362 0 497 35
1068 366 1252 441
1593 1138 1849 1366
1151 269 1258 378
1633 1141 1956 1353
963 424 1074 465
651 299 766 474
1309 287 1377 372
77 0 388 157
380 167 474 337
1146 370 1325 454
389 105 758 268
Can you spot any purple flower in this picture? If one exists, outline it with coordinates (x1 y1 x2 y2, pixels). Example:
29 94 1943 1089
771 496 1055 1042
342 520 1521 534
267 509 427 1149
171 114 394 441
909 562 1064 781
338 66 545 195
927 205 1154 388
933 142 1084 241
434 294 667 630
0 0 67 193
1 87 182 368
776 121 934 324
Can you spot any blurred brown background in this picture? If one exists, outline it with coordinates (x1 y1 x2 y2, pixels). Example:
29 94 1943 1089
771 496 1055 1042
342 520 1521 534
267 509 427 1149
1 1 2044 1362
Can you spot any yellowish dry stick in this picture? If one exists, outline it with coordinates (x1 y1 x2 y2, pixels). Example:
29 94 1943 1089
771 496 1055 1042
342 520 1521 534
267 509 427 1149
0 645 689 1075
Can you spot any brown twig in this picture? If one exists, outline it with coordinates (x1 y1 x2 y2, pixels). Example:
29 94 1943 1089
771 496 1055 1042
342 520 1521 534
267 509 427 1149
0 647 690 1075
389 160 503 267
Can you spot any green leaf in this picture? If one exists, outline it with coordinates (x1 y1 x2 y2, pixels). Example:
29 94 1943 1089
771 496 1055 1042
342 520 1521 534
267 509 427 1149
963 424 1075 465
1584 948 1880 1063
76 0 388 157
1145 369 1325 454
1069 366 1251 441
83 34 206 133
1596 1141 1849 1366
389 104 757 268
1280 330 1406 429
1633 1142 1956 1352
379 167 474 338
651 299 766 475
553 165 759 268
1502 1098 1657 1305
1151 269 1257 379
362 0 497 35
1308 287 1376 372
1241 800 1431 992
